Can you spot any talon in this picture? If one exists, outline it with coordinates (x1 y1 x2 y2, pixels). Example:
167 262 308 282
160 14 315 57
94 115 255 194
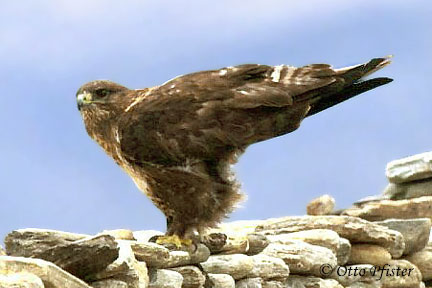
156 235 192 248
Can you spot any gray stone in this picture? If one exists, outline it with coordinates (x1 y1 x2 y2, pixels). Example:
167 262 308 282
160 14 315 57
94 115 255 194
169 265 205 288
4 228 89 257
255 216 405 258
148 269 183 288
0 273 44 288
261 241 337 276
383 180 432 200
336 238 351 266
386 151 432 184
0 255 91 288
91 240 148 288
285 276 344 288
375 218 431 255
342 196 432 221
236 278 262 288
246 254 290 280
307 194 335 215
200 254 254 280
205 274 235 288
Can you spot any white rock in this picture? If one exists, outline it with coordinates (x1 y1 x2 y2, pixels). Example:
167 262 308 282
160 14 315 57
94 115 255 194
148 269 183 288
261 241 337 276
285 276 344 288
0 255 90 288
386 151 432 183
205 274 235 288
200 254 254 280
169 265 205 288
0 273 44 288
235 278 262 288
93 240 149 288
246 254 289 280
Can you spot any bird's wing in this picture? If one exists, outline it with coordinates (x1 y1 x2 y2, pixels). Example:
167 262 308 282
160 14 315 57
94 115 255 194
117 59 391 166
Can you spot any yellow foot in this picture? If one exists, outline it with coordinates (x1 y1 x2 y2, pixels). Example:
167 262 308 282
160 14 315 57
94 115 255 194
156 235 193 248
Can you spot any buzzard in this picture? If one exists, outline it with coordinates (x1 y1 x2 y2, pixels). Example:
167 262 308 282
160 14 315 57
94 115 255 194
77 57 392 245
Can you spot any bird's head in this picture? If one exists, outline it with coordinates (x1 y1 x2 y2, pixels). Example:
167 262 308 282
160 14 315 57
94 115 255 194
76 80 129 113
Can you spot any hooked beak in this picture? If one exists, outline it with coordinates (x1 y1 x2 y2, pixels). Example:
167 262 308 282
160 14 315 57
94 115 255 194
77 91 92 110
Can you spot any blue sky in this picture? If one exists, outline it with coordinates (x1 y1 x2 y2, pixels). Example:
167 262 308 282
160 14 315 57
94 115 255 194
1 1 431 241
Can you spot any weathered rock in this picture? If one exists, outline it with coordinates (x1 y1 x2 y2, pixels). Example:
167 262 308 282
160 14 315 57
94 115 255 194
343 196 432 221
163 244 210 268
91 240 148 288
386 151 432 184
346 282 383 288
377 260 422 288
4 228 90 257
0 273 44 288
246 254 289 280
255 216 405 258
337 238 351 265
130 241 170 267
205 274 235 288
246 234 270 255
266 229 341 256
235 277 262 288
169 265 205 288
383 180 432 200
100 229 135 240
261 241 337 276
201 233 228 253
348 244 391 265
148 269 183 288
405 244 432 281
12 234 119 279
375 218 431 255
307 194 336 215
330 264 377 286
261 280 284 288
200 254 254 280
0 255 91 288
285 276 344 288
91 279 128 288
133 230 164 243
217 234 249 255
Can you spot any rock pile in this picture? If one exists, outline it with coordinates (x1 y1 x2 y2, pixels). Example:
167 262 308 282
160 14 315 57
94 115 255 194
1 151 432 288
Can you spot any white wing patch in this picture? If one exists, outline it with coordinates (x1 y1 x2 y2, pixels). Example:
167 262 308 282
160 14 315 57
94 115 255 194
271 65 284 82
125 88 155 112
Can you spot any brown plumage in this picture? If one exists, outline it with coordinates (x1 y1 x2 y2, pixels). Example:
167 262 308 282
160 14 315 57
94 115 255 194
77 57 392 239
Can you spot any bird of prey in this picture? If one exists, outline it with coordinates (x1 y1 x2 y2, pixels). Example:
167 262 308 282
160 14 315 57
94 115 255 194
77 56 392 246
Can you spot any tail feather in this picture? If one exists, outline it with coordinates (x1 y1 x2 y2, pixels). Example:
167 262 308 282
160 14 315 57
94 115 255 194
306 77 393 117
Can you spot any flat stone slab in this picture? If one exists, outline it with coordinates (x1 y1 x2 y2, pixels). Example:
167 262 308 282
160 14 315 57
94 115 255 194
343 196 432 222
375 218 431 255
0 256 91 288
255 215 405 258
383 179 432 200
200 254 254 280
386 151 432 184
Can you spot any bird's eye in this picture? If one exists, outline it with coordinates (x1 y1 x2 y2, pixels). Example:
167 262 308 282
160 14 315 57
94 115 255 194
96 89 110 98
